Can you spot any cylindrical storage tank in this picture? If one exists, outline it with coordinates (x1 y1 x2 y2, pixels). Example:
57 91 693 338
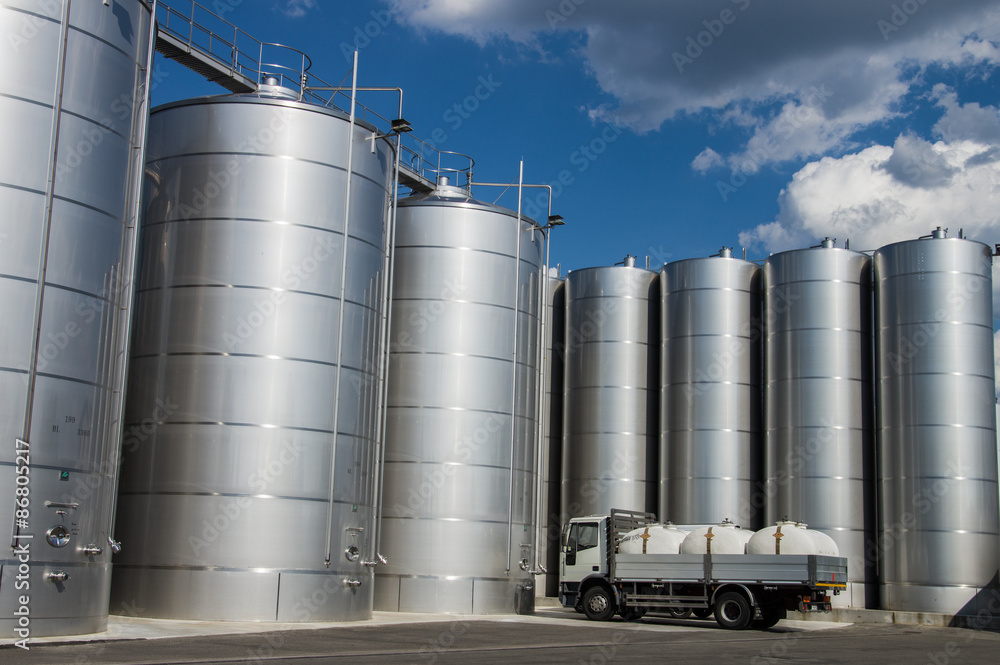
376 181 543 614
0 0 152 637
561 260 659 518
875 228 1000 614
748 521 821 555
111 92 394 621
538 274 565 597
680 522 753 554
619 524 687 554
763 239 875 608
660 250 762 527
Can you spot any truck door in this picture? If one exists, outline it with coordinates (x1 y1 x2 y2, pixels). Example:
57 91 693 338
563 521 603 582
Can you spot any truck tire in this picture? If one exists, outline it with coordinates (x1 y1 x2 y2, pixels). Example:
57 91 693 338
714 591 753 630
666 608 693 619
582 586 617 621
693 607 714 619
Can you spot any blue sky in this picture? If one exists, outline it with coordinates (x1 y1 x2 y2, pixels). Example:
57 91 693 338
153 1 1000 295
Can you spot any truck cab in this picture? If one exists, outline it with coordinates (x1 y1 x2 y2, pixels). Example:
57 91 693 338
559 516 609 609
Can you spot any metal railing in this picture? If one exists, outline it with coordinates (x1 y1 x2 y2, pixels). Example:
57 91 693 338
156 0 469 189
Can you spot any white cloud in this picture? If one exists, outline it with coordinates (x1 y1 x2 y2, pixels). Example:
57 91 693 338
387 1 1000 168
739 136 1000 253
692 147 724 173
933 86 1000 144
279 0 316 18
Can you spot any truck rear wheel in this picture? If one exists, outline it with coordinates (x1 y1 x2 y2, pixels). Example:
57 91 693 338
582 586 617 621
714 591 753 630
751 606 783 630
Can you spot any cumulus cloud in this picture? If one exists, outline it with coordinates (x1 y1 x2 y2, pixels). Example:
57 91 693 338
692 147 725 173
388 0 1000 169
278 0 316 18
738 136 1000 253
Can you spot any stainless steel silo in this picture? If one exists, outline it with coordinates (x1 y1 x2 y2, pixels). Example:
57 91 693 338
764 239 875 608
0 0 153 637
375 179 543 614
110 90 394 621
538 274 565 597
660 249 762 528
561 258 659 519
875 228 1000 615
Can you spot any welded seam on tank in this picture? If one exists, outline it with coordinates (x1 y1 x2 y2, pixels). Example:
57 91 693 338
876 267 991 280
0 460 104 474
118 420 336 434
113 563 368 575
569 339 649 346
54 107 133 142
373 573 525 582
67 22 150 63
29 371 113 390
391 350 518 363
391 297 518 313
45 192 131 224
661 428 755 434
877 322 994 333
386 405 516 416
879 370 995 382
766 375 869 383
33 279 123 304
141 221 387 256
884 471 999 482
765 278 865 286
567 295 651 303
766 327 867 334
383 459 529 472
146 153 389 191
662 287 755 294
395 243 524 261
379 515 522 526
115 490 336 502
128 351 378 372
0 91 58 114
135 283 382 310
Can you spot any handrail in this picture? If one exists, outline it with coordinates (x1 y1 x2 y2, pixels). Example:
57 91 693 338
155 0 466 188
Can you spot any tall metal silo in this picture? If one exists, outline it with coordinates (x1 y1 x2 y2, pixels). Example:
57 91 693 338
111 90 394 621
0 0 153 637
764 239 875 608
875 228 1000 614
561 258 659 519
538 274 565 597
660 249 762 528
375 178 543 614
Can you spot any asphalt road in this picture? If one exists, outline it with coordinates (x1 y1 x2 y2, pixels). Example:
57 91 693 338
3 609 999 665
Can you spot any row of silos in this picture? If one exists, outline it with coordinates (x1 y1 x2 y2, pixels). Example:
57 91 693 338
555 235 998 614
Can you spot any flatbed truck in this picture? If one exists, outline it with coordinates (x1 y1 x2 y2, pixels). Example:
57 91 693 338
559 509 848 630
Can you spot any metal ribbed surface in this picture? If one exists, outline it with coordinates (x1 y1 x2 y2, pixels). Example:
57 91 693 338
763 244 875 608
0 0 152 637
538 275 565 597
561 265 659 518
375 184 543 614
112 94 393 621
875 232 1000 614
660 256 762 527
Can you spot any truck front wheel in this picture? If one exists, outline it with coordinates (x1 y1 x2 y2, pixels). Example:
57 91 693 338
582 586 617 621
714 591 753 630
